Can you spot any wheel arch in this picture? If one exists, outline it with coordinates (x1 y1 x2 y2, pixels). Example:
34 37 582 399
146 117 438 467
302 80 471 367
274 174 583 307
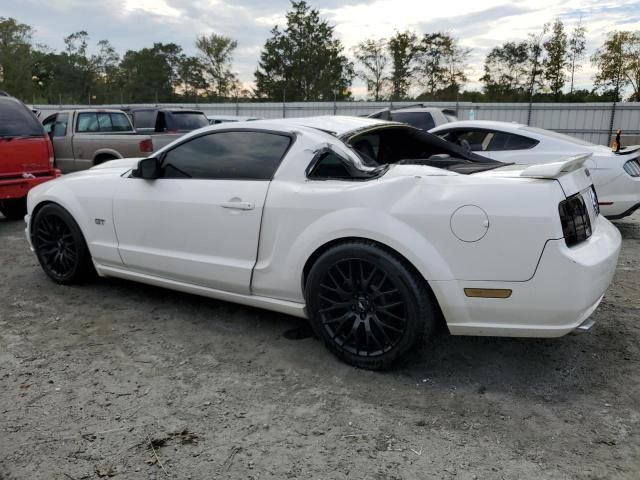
301 235 448 331
93 149 123 165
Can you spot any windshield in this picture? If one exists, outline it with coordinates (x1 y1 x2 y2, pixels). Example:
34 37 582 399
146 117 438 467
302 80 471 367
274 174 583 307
0 99 45 137
169 112 209 131
521 126 594 146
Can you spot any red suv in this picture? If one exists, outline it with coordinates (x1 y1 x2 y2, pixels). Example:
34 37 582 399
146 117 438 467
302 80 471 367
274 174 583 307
0 94 60 220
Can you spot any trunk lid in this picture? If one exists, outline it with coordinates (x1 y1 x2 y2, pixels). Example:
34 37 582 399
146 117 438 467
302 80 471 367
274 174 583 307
476 153 593 198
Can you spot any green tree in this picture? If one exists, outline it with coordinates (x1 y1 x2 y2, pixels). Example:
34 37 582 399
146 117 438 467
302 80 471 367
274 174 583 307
0 17 35 100
177 55 208 101
526 25 549 100
543 20 568 99
387 30 418 100
592 31 640 101
92 40 120 103
415 32 469 98
352 38 388 100
254 1 354 101
481 41 530 100
567 19 587 94
195 33 238 100
119 43 184 102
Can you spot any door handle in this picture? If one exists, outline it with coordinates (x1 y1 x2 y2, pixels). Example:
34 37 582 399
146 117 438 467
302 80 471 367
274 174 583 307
220 201 255 210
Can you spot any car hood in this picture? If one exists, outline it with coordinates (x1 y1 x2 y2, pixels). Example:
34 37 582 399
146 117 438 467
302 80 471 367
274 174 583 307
91 157 142 171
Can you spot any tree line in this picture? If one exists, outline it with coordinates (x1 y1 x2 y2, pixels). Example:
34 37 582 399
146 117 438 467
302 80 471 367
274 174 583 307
0 1 639 104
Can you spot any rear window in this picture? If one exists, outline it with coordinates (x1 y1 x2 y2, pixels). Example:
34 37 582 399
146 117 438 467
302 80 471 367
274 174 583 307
167 112 209 131
132 110 157 129
0 99 44 137
390 112 435 130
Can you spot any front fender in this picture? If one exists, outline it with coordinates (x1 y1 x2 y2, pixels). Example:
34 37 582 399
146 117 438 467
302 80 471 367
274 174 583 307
26 174 123 266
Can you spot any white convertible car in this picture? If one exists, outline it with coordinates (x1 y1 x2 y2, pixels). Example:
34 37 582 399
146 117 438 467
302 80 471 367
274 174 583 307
430 120 640 219
25 116 621 369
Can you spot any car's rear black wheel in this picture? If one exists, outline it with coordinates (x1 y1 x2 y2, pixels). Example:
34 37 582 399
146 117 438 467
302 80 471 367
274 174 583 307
306 241 436 370
0 198 27 220
32 204 95 284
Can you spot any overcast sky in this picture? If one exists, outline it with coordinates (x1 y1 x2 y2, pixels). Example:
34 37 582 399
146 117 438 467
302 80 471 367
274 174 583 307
3 0 640 97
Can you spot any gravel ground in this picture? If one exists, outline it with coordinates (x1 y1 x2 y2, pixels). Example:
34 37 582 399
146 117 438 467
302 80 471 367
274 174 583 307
0 212 639 480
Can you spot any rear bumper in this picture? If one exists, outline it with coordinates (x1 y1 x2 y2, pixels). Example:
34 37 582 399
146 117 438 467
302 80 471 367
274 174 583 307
433 216 622 337
0 169 61 200
597 172 640 219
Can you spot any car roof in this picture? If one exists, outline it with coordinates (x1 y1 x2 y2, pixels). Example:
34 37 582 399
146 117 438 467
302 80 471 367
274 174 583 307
130 107 204 114
253 115 396 136
431 120 526 132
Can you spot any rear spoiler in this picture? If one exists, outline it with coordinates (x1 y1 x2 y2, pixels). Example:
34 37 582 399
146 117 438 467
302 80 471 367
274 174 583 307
519 153 591 179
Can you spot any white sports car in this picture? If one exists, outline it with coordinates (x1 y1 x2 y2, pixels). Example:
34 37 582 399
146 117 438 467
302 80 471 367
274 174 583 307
25 116 621 369
430 120 640 219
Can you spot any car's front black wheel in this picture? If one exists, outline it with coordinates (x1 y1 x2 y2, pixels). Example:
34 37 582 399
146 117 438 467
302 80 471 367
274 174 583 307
32 203 95 284
306 241 436 370
0 198 27 220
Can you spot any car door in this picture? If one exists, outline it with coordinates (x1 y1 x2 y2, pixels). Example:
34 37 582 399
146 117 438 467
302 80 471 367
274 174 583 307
112 129 293 295
42 112 74 172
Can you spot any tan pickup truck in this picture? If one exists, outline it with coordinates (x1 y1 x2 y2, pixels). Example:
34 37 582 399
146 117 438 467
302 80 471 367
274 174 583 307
41 109 177 173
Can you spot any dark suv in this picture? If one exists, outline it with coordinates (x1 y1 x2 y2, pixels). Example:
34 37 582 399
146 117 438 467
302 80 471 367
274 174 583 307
368 105 456 130
0 93 60 220
129 108 209 134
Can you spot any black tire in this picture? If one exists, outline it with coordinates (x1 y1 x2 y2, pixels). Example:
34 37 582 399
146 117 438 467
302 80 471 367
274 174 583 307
94 155 117 166
31 203 96 284
305 241 436 370
0 197 27 220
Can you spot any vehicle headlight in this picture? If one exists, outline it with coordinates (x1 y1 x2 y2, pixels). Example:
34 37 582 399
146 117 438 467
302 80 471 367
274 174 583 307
623 159 640 177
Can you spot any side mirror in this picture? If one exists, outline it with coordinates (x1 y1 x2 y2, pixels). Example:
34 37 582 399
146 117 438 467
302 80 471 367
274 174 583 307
132 157 160 179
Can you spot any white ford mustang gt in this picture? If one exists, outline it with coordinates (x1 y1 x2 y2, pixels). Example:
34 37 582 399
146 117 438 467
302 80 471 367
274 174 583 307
430 120 640 219
25 116 621 369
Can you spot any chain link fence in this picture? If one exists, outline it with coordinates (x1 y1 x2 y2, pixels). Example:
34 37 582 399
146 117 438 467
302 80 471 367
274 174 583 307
34 101 640 146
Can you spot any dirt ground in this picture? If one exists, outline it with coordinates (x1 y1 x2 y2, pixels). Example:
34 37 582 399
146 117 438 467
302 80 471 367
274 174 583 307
0 211 639 480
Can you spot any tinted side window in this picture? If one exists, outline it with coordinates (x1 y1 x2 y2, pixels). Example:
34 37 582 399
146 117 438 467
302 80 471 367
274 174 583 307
308 151 352 179
0 99 44 137
161 131 291 180
455 130 491 151
390 112 435 130
488 133 538 151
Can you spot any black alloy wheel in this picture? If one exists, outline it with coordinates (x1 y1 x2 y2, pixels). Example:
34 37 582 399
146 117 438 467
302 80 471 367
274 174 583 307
306 241 436 370
32 204 95 284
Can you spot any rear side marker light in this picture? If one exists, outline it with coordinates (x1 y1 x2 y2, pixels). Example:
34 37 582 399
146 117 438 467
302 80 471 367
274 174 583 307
464 288 512 299
139 139 153 153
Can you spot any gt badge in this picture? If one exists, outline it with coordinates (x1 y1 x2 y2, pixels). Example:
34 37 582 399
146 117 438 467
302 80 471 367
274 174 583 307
95 218 105 225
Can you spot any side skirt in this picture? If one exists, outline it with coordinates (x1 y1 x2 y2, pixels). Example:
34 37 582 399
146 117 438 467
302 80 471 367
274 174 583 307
96 264 308 319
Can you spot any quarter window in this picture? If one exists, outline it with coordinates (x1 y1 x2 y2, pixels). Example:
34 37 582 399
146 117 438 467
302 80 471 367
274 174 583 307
160 131 291 180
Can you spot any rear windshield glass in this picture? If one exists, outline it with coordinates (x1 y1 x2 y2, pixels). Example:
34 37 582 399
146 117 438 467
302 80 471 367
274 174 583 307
132 110 156 129
390 112 435 130
168 112 209 131
0 99 44 137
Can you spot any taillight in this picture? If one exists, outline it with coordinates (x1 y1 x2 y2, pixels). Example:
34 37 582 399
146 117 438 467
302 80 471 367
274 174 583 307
139 138 153 153
623 158 640 177
558 193 592 247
